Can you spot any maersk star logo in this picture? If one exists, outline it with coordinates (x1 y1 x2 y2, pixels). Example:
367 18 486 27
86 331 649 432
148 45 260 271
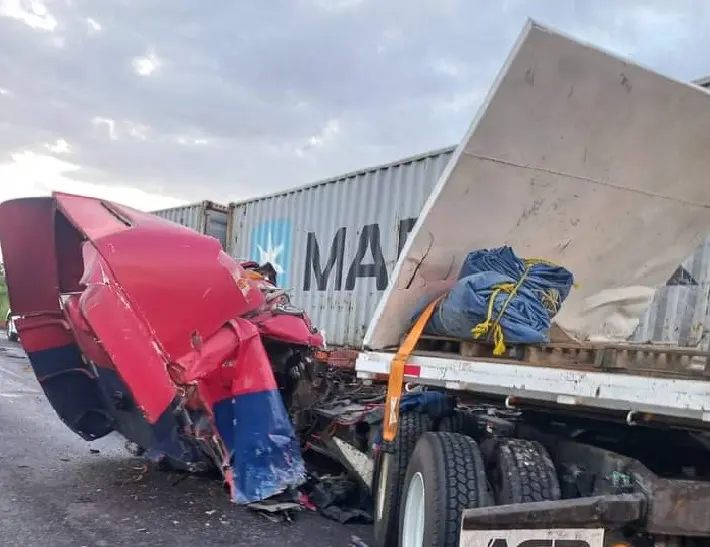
256 232 285 278
250 219 292 288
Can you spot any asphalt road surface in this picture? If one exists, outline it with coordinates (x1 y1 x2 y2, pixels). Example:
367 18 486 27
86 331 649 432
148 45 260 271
0 333 372 546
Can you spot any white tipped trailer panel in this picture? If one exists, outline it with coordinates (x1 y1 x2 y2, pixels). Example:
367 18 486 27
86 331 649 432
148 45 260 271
357 21 710 424
364 21 710 351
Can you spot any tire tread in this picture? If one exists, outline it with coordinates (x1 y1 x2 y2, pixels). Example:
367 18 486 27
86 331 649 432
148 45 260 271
492 438 560 504
401 432 491 547
435 433 490 546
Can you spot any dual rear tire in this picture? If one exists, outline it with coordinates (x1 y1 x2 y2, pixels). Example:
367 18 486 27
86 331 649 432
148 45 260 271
399 432 491 547
376 418 561 547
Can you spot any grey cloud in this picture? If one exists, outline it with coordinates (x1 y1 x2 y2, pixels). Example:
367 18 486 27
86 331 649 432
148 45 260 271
0 0 709 203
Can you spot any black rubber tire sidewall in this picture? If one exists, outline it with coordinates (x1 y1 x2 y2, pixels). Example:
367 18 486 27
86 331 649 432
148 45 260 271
399 432 491 547
372 411 430 547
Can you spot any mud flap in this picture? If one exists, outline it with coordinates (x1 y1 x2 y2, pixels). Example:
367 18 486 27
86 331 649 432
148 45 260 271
459 528 605 547
459 494 645 547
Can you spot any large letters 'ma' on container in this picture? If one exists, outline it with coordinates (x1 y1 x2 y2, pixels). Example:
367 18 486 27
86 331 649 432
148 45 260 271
152 200 230 250
229 147 455 347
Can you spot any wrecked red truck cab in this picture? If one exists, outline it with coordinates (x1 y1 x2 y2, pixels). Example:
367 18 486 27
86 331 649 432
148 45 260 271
0 192 324 503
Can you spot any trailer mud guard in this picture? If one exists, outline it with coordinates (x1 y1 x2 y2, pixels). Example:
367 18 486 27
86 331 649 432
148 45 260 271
462 476 710 538
460 494 646 531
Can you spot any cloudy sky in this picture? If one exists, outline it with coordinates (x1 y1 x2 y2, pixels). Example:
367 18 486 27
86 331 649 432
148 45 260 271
0 0 708 211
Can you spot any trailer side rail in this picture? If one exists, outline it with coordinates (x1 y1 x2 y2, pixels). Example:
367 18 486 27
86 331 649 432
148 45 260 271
355 351 710 424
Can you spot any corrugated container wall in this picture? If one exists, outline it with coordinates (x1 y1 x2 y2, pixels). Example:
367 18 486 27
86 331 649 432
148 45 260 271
229 147 455 347
632 236 710 349
151 201 230 249
228 142 710 350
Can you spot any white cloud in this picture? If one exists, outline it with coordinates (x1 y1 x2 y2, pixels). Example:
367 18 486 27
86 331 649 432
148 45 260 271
92 117 118 140
428 57 465 77
131 48 162 77
126 121 151 141
1 0 710 208
45 138 71 154
175 135 210 146
309 0 368 11
295 118 341 157
0 0 57 32
0 151 185 212
86 17 101 32
435 91 483 113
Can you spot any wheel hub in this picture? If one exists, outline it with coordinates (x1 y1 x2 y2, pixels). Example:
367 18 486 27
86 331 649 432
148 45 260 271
401 471 426 547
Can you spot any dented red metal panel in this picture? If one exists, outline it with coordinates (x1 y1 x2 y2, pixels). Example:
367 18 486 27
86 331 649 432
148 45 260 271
0 197 61 319
0 191 324 504
55 193 263 362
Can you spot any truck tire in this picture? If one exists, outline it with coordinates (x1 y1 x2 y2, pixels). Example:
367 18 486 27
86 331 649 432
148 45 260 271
437 410 477 437
399 432 492 547
372 412 430 547
486 438 561 504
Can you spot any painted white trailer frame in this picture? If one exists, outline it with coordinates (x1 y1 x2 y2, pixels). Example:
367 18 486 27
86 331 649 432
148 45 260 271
356 350 710 423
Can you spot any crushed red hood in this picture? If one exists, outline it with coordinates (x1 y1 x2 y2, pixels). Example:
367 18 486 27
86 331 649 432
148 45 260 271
0 192 313 503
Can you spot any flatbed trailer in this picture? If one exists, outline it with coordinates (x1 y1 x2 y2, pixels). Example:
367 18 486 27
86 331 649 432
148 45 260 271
327 19 710 547
354 338 710 547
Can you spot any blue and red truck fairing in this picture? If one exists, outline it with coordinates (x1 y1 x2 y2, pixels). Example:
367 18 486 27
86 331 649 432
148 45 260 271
0 192 325 503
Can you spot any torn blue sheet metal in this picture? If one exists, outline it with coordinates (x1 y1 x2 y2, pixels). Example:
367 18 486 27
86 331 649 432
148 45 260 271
213 391 306 504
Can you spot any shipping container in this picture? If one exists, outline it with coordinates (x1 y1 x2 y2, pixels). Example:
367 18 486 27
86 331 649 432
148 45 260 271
151 201 230 249
228 144 710 350
229 147 456 347
631 236 710 348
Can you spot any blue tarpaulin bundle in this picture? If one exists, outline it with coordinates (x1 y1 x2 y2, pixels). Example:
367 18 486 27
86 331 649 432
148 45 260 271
414 246 575 355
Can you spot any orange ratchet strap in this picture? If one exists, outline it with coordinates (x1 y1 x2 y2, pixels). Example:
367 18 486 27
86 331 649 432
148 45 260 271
382 295 443 442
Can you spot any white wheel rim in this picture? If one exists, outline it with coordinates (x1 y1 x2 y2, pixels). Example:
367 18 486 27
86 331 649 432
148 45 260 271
402 472 425 547
376 453 390 521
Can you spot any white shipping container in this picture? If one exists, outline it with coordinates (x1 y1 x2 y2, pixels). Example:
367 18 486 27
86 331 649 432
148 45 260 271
228 143 710 349
229 147 455 347
152 200 230 249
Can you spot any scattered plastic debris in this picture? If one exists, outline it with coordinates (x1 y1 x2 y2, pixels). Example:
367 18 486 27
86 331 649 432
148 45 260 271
302 473 372 525
247 499 303 523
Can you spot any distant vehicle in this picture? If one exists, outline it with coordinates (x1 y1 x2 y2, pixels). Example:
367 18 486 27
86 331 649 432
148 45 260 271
5 309 17 342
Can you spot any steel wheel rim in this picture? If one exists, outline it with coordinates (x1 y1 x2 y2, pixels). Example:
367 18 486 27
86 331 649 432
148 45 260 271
402 471 425 547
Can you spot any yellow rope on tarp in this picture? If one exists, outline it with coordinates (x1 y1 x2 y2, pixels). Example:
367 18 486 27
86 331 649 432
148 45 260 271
470 258 576 356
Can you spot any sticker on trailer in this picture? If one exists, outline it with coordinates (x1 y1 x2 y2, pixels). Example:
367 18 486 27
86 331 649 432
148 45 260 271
459 528 605 547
